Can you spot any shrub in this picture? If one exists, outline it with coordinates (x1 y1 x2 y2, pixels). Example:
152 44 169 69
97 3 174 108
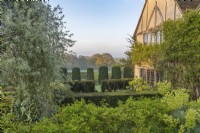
129 78 152 92
87 68 94 80
111 66 121 79
123 66 133 78
98 66 108 83
72 67 81 81
101 79 132 92
61 93 159 107
81 72 87 80
67 80 95 93
50 82 73 104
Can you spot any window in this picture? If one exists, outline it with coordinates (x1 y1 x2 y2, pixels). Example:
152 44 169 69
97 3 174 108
140 68 156 85
151 33 156 44
151 71 154 84
144 31 163 45
140 68 147 81
143 34 148 44
156 31 161 43
156 31 163 44
160 31 163 42
147 33 151 44
147 70 151 84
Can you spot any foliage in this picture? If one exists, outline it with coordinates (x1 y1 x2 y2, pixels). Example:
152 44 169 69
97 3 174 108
50 82 73 104
63 53 116 70
157 81 172 95
98 66 108 83
0 86 14 121
72 67 81 81
67 80 95 93
1 81 200 132
92 53 115 69
111 66 121 79
1 1 74 121
130 42 160 66
87 68 94 80
61 67 68 81
101 79 132 92
62 91 158 107
123 66 133 78
120 35 134 67
157 10 200 99
129 78 153 92
128 10 200 99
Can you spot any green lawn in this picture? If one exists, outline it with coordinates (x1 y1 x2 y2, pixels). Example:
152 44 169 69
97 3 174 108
95 84 101 92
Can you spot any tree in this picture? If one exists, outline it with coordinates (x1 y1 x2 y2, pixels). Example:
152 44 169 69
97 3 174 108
1 1 74 121
123 66 133 78
120 35 135 67
111 66 121 79
92 53 115 69
61 67 68 81
87 68 94 80
72 67 81 81
98 66 108 83
157 10 200 99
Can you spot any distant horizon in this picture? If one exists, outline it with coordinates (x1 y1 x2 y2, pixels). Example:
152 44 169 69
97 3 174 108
49 0 145 58
67 52 124 59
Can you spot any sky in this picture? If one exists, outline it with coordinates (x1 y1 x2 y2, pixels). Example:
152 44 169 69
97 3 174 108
49 0 145 58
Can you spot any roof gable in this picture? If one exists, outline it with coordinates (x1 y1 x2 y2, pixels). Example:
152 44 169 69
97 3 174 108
176 0 200 11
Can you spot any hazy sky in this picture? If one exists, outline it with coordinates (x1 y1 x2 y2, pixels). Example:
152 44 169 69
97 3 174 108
49 0 145 58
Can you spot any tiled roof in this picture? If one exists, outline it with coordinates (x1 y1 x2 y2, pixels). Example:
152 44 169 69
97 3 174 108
176 0 200 11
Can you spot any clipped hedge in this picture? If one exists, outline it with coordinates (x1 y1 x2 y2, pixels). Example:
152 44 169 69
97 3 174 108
123 66 133 78
111 66 121 79
101 79 132 92
98 66 108 83
87 68 94 80
72 67 81 81
67 80 95 93
61 92 160 107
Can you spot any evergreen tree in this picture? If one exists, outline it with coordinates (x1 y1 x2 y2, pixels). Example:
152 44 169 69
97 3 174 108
123 66 133 78
111 66 121 79
98 66 108 83
87 68 94 80
72 67 81 81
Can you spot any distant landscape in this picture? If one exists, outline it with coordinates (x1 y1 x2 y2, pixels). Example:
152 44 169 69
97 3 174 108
63 53 123 70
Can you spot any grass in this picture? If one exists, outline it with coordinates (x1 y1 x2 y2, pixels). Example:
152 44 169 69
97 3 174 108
95 84 101 92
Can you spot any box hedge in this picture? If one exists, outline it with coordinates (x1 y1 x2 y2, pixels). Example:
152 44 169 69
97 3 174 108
87 68 94 80
67 80 95 93
61 92 161 107
101 79 132 92
98 66 108 83
111 66 121 79
123 66 133 78
72 67 81 81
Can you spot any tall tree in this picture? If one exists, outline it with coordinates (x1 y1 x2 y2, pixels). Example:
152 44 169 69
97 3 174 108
1 1 74 121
